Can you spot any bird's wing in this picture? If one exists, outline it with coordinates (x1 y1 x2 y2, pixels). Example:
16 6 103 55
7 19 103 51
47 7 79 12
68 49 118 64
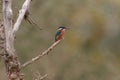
55 30 61 41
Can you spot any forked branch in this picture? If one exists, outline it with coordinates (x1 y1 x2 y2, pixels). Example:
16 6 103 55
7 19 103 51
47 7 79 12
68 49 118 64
13 0 32 35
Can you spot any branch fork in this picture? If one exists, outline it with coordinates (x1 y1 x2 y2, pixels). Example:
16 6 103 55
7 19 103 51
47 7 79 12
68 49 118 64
2 0 63 80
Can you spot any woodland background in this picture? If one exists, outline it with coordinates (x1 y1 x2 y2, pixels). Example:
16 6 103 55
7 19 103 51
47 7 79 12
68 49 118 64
0 0 120 80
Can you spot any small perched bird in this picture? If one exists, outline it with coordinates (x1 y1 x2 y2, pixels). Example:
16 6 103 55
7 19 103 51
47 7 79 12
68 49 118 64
55 26 67 42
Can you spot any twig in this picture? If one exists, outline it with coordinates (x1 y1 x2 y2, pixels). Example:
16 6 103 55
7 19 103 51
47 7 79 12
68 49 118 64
33 71 48 80
21 40 61 68
13 0 32 35
40 74 48 80
24 10 42 30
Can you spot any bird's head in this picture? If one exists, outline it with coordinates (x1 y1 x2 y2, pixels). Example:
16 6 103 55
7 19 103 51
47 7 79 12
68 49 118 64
58 26 66 29
58 26 70 31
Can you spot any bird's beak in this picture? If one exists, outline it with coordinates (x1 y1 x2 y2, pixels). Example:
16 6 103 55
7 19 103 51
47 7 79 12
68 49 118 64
65 27 70 29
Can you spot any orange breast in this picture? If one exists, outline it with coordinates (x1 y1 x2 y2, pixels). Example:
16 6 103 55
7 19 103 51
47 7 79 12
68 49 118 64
56 29 65 41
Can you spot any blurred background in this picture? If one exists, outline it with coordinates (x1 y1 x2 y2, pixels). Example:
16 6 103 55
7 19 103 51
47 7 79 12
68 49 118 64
1 0 120 80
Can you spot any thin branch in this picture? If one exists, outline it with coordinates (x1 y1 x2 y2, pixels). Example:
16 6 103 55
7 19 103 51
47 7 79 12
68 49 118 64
21 40 61 68
33 71 48 80
24 10 42 30
40 74 48 80
13 0 32 35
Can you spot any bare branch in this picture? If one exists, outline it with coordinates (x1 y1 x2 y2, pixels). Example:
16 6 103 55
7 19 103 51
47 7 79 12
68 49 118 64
13 0 32 35
24 10 42 30
33 71 48 80
21 40 61 68
40 74 48 80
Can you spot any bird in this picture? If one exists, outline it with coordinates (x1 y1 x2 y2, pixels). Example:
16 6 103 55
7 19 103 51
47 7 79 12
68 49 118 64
55 26 67 42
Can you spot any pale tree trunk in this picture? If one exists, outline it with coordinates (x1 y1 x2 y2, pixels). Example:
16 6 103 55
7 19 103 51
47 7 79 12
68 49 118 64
2 0 22 80
1 0 62 80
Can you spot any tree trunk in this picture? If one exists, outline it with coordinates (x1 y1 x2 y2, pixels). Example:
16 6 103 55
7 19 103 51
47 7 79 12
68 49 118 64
2 0 22 80
0 20 5 58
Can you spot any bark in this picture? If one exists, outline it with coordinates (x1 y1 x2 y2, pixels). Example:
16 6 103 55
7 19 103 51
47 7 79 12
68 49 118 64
0 20 5 57
13 0 31 35
1 0 63 80
2 0 22 80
